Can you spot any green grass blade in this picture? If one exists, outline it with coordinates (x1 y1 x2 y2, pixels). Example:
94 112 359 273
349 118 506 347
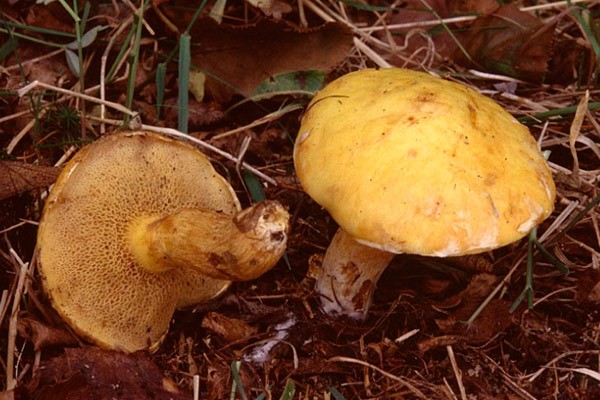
65 48 80 77
568 0 600 62
178 33 191 133
242 170 266 203
229 361 248 400
184 0 210 34
251 70 325 98
278 380 295 400
559 193 600 237
0 20 76 38
329 386 348 400
534 239 569 275
65 26 106 50
0 27 66 48
156 62 167 119
80 1 91 31
106 26 135 81
525 228 536 308
517 101 600 124
509 286 529 313
57 0 80 21
339 0 392 11
125 3 146 110
510 228 537 312
0 35 18 61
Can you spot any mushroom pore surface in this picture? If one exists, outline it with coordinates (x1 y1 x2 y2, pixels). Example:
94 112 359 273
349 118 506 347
37 132 242 352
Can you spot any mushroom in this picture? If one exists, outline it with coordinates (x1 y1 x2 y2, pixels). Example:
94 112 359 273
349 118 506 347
294 68 556 320
37 131 289 352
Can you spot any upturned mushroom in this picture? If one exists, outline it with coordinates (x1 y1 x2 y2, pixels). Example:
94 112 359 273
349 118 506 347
294 68 555 320
37 131 289 352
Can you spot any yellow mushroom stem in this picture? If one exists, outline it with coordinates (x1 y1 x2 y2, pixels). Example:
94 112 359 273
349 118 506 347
315 228 395 320
129 200 289 281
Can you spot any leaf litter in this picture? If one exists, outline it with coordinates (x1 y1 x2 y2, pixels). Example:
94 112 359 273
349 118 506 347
1 0 600 399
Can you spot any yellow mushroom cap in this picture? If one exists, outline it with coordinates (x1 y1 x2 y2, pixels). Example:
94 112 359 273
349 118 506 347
37 131 240 352
294 68 556 257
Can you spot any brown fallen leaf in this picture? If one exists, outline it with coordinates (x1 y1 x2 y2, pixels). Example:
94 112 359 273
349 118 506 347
575 269 600 304
17 317 78 350
431 273 512 344
155 14 352 100
383 0 498 63
433 272 498 309
428 299 512 348
455 4 555 82
25 346 189 400
447 254 494 273
0 162 60 201
201 311 258 343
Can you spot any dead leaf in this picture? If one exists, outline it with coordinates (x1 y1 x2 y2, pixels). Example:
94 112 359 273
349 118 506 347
17 317 78 350
155 15 352 100
24 2 74 34
384 0 456 62
25 347 189 400
202 311 258 343
457 299 512 343
456 4 554 82
431 273 511 344
433 273 498 309
447 254 494 273
383 0 498 64
0 162 60 201
420 277 453 296
575 269 600 304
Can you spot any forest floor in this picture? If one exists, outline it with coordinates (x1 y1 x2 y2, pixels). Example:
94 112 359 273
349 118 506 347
1 1 600 399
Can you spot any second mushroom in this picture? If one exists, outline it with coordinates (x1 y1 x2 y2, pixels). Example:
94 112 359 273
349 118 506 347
294 68 556 320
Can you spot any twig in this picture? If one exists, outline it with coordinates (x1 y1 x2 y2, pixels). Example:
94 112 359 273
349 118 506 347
212 104 303 140
100 55 108 135
394 328 420 344
6 249 30 391
4 48 65 72
447 346 467 400
526 350 600 382
0 290 8 329
6 114 42 155
10 78 130 153
359 0 590 32
141 125 278 186
328 356 429 399
193 375 200 400
353 37 392 68
18 80 138 118
15 80 277 185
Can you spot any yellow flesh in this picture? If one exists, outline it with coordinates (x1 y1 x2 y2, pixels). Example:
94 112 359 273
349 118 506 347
294 69 555 256
37 132 240 352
